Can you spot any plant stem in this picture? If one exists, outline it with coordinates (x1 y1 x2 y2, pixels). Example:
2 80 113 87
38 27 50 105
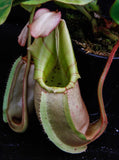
27 7 36 60
97 40 119 133
25 6 36 86
74 6 97 33
21 7 36 131
98 26 118 42
75 6 92 20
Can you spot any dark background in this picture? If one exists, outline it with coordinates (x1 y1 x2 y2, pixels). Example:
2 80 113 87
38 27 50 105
0 1 119 160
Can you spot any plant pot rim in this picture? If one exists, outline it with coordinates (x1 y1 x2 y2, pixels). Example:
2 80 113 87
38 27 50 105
80 49 119 60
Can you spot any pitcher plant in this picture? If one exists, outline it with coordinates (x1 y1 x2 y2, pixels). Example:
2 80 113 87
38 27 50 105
1 0 119 154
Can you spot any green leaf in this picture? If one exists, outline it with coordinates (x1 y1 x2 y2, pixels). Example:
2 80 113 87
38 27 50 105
21 0 95 13
21 4 35 12
21 0 51 5
55 2 77 10
84 0 99 12
21 0 94 6
0 0 14 25
55 0 94 5
110 0 119 24
13 0 39 12
13 0 27 6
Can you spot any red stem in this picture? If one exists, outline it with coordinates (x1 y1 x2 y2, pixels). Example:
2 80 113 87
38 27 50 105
98 40 119 121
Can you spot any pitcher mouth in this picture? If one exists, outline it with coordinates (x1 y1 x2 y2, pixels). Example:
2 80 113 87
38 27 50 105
36 60 80 93
29 20 80 93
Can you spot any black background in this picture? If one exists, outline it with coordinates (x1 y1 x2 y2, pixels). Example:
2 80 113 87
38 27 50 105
0 2 119 160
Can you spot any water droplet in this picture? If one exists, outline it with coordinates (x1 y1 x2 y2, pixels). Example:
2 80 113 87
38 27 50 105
115 128 119 133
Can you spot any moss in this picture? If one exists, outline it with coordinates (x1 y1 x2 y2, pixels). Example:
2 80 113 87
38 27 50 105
65 9 119 57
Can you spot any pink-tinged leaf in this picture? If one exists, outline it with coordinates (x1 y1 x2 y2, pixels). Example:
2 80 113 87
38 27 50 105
33 8 50 20
29 8 61 38
18 22 29 47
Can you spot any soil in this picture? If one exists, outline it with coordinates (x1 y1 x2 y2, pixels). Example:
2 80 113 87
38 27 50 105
65 9 119 57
